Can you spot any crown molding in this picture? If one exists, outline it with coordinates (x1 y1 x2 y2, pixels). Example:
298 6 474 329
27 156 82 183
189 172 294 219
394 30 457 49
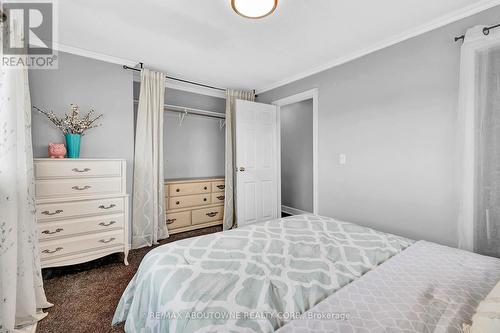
51 42 138 67
257 0 500 94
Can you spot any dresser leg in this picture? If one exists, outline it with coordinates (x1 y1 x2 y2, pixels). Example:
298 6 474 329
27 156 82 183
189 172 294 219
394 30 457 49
123 250 129 266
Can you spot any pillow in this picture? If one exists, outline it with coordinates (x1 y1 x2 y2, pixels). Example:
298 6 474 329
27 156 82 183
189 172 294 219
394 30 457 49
464 280 500 333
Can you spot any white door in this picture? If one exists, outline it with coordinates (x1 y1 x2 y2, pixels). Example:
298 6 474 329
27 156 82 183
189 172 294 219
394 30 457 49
235 100 278 226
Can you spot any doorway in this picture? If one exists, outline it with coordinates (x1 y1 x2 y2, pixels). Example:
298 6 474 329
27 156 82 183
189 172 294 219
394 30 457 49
273 89 318 216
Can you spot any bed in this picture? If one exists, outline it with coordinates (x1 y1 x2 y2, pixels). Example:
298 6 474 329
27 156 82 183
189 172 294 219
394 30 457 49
112 215 500 332
277 240 500 332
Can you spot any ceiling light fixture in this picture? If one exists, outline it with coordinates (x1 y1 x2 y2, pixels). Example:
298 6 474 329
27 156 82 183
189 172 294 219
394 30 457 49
231 0 278 19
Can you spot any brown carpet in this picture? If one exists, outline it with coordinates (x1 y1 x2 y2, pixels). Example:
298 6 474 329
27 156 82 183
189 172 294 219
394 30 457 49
37 226 222 333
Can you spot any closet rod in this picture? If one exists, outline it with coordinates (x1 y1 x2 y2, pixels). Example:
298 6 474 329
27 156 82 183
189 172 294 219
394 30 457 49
133 100 225 119
124 64 226 92
454 23 500 42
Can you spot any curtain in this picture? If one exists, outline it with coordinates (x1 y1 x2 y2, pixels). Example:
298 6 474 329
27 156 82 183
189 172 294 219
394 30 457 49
457 26 500 256
131 69 168 249
223 89 255 230
475 43 500 257
0 19 52 331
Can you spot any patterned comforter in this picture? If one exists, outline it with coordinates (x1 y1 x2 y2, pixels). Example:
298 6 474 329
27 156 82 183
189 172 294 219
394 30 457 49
278 241 500 333
113 215 412 332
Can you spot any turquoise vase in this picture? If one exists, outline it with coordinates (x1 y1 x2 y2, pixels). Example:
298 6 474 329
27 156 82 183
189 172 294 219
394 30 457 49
65 133 81 158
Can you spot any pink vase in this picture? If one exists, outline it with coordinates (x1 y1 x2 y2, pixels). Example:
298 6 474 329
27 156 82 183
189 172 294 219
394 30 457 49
48 143 67 158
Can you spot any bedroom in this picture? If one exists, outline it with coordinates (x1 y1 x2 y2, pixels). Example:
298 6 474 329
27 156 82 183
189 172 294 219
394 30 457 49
1 0 500 332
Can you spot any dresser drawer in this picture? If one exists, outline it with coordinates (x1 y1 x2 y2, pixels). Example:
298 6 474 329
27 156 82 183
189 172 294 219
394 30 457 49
35 160 122 179
212 181 225 193
38 214 124 240
36 197 124 221
166 211 191 229
40 231 123 261
192 206 224 225
168 194 210 210
168 182 211 197
36 177 123 198
211 193 225 204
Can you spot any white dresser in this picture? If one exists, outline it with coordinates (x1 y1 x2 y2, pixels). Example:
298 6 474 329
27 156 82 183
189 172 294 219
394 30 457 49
34 158 129 268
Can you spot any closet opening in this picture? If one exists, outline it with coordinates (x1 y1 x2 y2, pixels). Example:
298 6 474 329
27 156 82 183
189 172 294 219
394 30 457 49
133 85 227 235
163 107 225 179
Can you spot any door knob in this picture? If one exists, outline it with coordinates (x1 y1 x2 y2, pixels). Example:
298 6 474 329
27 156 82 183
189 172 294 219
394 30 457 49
239 167 246 172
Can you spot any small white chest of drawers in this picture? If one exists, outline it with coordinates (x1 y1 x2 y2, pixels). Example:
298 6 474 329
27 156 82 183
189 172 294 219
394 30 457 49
34 158 129 268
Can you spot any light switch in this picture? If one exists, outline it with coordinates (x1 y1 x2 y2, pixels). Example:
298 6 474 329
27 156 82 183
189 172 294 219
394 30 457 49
339 154 347 165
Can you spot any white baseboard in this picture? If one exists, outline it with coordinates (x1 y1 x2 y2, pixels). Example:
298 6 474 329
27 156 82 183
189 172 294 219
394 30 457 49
281 205 312 216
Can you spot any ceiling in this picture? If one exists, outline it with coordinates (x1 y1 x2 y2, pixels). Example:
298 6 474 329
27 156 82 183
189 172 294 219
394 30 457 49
58 0 499 92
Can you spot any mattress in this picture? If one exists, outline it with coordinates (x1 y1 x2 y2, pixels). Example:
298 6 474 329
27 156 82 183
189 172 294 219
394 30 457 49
278 240 500 333
112 215 412 332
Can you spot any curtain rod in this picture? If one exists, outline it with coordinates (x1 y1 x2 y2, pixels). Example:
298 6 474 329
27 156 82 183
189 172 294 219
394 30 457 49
123 64 226 92
455 23 500 42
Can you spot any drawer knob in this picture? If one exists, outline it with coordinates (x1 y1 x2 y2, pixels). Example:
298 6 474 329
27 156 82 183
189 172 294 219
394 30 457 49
41 228 63 235
41 209 63 216
99 204 116 210
176 188 180 192
166 218 177 225
98 237 116 244
176 201 180 205
72 168 91 173
217 185 225 190
99 221 116 227
72 185 91 191
204 186 208 190
206 212 219 218
42 247 63 254
203 198 207 202
217 196 225 201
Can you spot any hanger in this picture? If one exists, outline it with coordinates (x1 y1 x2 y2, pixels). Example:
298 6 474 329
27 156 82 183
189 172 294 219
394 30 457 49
178 108 188 127
219 119 226 131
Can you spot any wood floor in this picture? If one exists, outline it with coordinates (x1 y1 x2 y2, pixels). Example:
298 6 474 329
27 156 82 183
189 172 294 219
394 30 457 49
38 226 222 333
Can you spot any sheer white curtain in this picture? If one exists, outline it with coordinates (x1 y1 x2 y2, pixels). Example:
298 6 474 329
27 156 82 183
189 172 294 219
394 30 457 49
0 19 51 331
457 26 500 256
132 69 168 249
223 89 255 230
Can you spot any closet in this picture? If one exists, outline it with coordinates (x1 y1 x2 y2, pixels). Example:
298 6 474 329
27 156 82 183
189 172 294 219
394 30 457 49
163 104 225 179
135 84 226 233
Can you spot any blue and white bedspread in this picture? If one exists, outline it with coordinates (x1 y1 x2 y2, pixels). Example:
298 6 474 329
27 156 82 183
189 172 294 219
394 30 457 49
113 215 412 332
278 240 500 333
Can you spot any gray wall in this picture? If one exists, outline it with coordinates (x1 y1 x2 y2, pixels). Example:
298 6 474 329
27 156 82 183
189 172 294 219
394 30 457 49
30 52 135 197
133 83 226 180
163 113 225 179
258 6 500 247
281 99 313 213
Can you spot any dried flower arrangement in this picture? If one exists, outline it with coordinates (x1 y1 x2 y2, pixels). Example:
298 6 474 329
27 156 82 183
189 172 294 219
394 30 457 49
33 104 103 135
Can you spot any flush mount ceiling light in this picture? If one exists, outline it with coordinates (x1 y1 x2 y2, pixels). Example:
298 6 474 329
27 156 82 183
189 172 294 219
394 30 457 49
231 0 278 19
